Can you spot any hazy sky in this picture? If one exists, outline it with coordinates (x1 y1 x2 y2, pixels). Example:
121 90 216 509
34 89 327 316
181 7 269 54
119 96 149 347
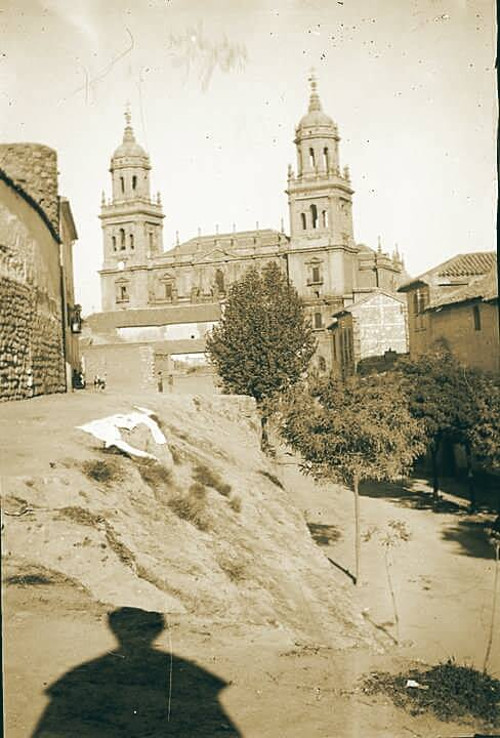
2 0 497 314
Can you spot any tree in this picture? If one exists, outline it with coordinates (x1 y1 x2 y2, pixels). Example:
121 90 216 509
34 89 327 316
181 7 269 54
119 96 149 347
206 261 316 444
400 346 500 509
280 374 425 584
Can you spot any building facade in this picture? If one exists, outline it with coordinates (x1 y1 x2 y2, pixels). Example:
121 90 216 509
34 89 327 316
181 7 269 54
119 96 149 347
329 290 408 378
0 144 80 401
398 252 498 374
84 78 407 387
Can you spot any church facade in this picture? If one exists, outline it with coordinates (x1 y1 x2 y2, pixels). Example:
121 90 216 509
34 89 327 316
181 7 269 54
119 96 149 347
84 77 407 387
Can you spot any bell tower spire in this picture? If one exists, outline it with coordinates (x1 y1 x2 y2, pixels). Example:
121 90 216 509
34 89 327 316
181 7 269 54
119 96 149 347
99 109 165 310
286 74 354 247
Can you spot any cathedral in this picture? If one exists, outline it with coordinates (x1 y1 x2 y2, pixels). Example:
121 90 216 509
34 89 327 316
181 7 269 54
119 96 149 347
84 76 407 388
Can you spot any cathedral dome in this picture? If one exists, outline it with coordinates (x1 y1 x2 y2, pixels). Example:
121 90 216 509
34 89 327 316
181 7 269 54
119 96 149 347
112 111 149 162
297 74 336 133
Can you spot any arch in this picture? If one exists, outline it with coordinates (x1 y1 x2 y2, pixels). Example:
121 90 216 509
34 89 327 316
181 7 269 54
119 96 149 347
322 209 328 228
132 175 137 190
119 228 126 250
300 212 307 230
129 234 134 250
112 236 117 252
120 176 125 194
309 147 315 168
323 147 330 171
310 204 318 229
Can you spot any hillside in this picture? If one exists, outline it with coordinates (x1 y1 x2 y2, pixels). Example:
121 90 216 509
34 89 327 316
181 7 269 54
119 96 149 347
1 390 368 647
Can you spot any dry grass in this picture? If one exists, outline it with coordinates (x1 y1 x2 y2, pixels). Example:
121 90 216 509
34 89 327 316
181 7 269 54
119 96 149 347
193 463 232 497
229 495 242 513
168 482 211 531
136 459 173 490
259 469 284 490
56 506 104 527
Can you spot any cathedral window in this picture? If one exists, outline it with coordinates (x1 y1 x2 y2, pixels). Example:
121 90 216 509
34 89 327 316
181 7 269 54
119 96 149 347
112 236 117 252
120 228 126 250
322 210 328 228
215 268 225 294
117 283 129 302
311 265 321 284
130 234 134 250
300 213 307 230
132 175 137 191
310 204 318 229
313 312 323 329
323 147 329 170
309 148 315 168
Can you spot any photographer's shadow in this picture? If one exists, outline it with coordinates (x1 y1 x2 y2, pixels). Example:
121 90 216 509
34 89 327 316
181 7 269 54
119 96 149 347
32 606 241 737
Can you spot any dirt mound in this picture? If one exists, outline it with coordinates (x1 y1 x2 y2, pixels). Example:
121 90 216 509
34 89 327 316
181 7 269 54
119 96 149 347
1 391 369 647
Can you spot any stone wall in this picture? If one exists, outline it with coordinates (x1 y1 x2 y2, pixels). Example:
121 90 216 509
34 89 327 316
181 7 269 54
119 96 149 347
82 342 157 392
0 174 66 402
0 144 59 234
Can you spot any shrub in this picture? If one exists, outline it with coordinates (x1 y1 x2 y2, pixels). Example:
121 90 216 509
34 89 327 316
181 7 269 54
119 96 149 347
81 459 123 484
362 660 500 725
193 464 232 497
168 483 211 531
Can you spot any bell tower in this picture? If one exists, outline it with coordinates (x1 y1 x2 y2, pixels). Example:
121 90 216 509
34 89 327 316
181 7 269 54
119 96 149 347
286 73 355 248
99 109 164 310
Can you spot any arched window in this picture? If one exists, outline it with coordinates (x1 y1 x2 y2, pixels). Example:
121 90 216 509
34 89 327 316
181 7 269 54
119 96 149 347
148 232 154 250
322 210 328 228
112 236 117 252
120 228 126 250
309 148 316 168
323 147 329 170
129 234 134 250
310 204 318 229
132 175 137 190
215 268 225 294
300 213 307 230
120 176 124 194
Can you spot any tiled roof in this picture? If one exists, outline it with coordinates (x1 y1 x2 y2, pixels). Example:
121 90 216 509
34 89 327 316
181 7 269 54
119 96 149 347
437 252 496 278
430 266 498 309
166 229 288 257
399 251 496 293
330 289 405 318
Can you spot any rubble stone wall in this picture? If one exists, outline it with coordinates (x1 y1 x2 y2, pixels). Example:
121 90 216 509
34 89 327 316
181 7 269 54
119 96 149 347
0 176 65 402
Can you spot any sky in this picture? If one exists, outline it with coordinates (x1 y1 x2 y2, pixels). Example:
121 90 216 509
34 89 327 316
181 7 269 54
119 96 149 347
1 0 497 315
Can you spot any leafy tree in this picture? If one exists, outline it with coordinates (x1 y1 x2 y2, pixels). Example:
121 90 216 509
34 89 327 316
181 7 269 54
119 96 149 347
400 346 500 508
280 374 425 584
206 261 316 443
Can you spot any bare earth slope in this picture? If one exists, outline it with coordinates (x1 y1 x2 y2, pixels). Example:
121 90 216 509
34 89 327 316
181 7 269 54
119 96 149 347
1 390 367 647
